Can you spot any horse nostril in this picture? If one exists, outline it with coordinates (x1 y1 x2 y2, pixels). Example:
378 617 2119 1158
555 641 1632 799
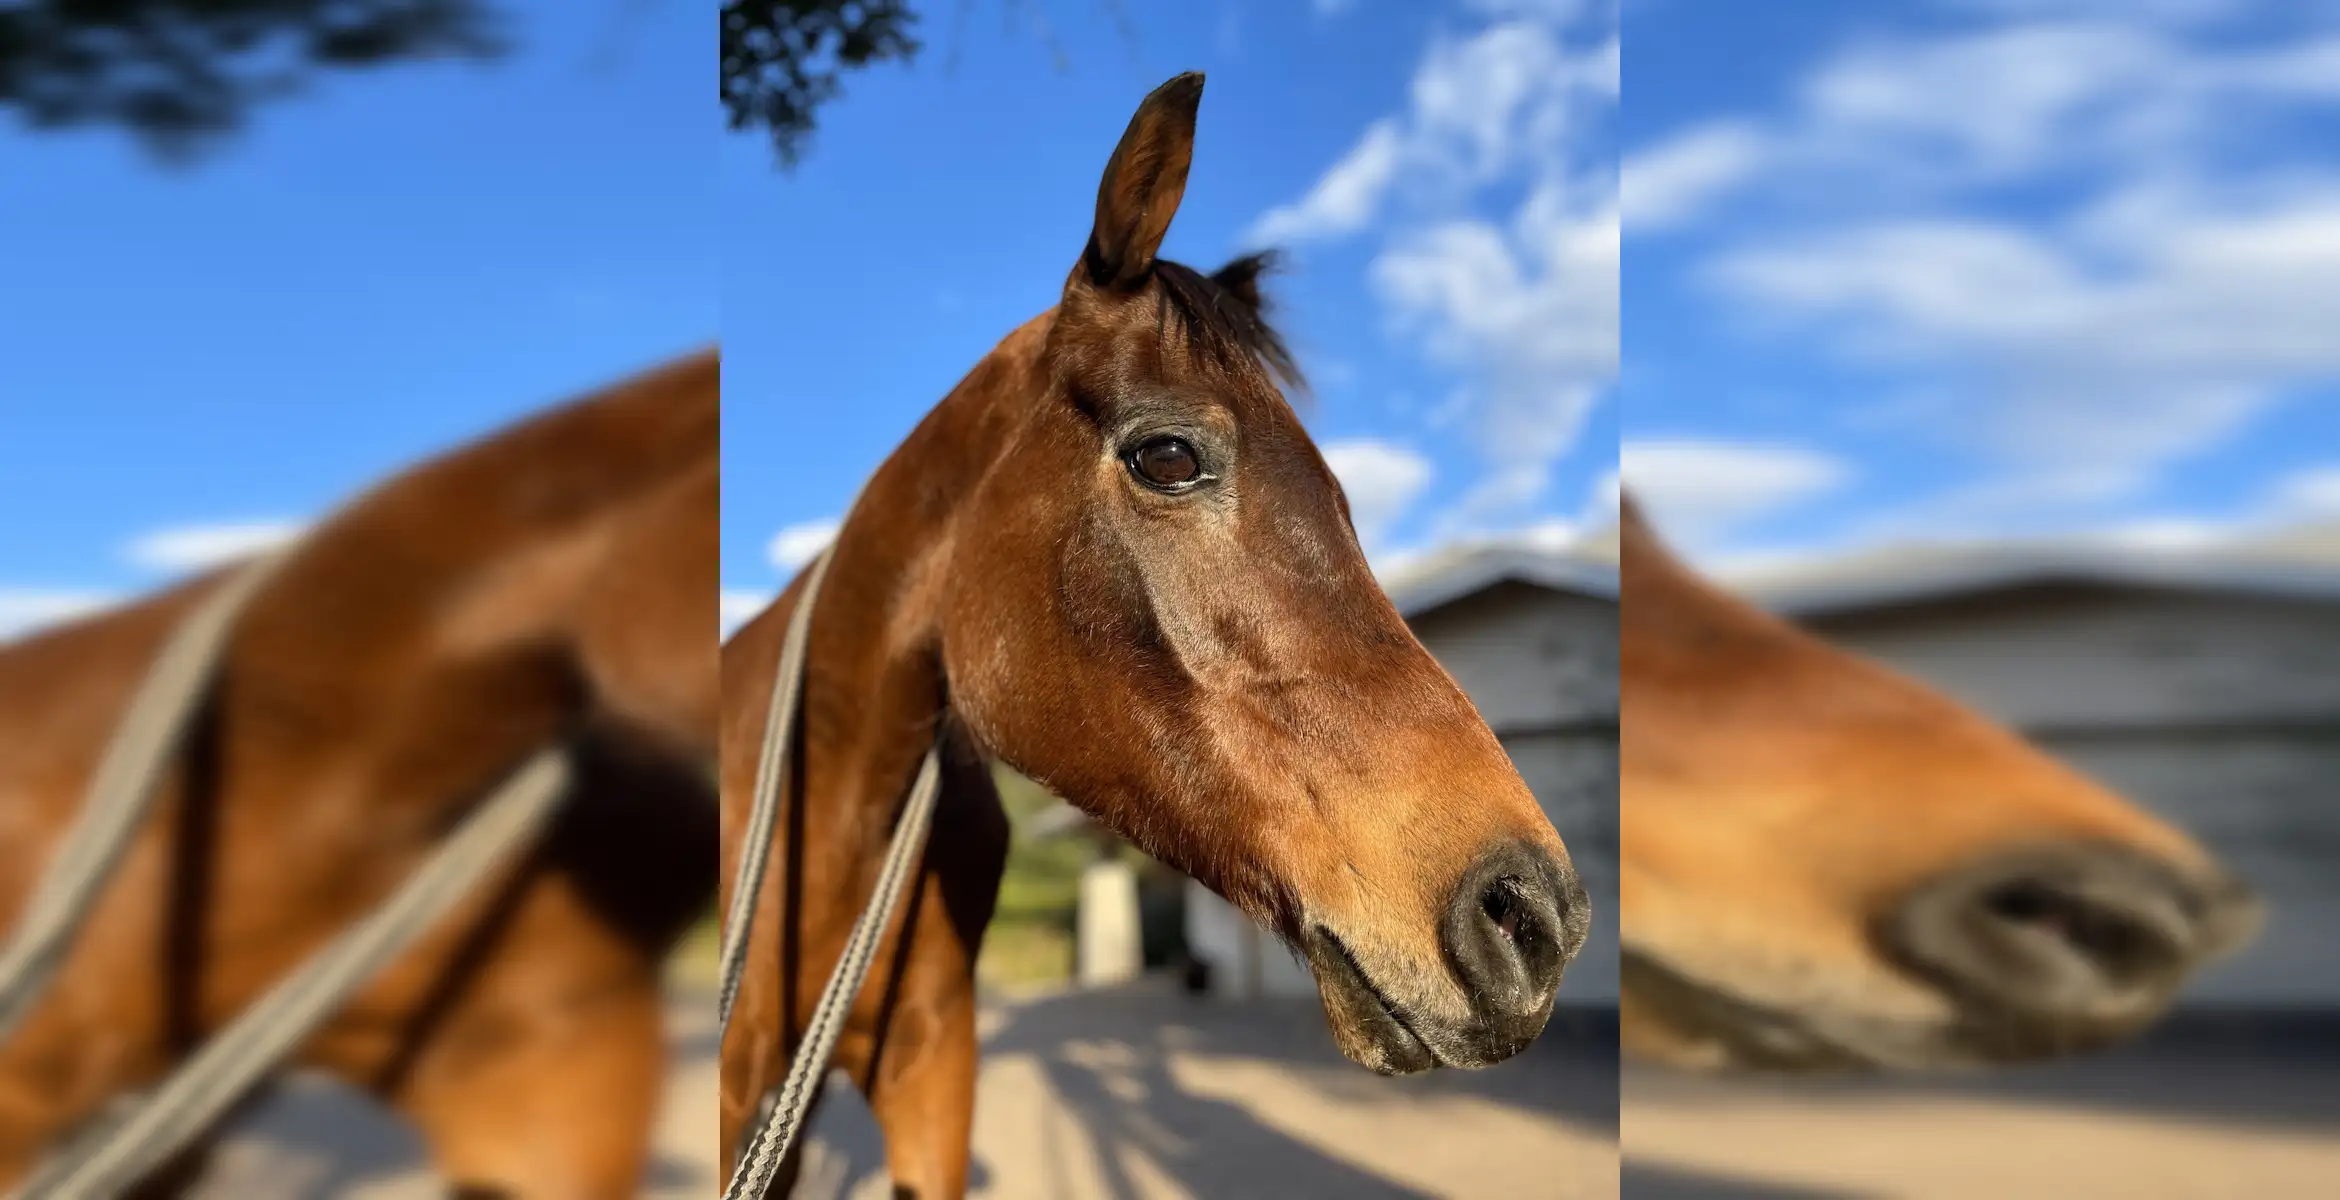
1482 882 1526 947
1983 879 2053 923
1980 878 2181 984
1441 841 1583 1029
1886 841 2244 1026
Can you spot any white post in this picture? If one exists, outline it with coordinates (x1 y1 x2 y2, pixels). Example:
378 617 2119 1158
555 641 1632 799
1075 858 1143 988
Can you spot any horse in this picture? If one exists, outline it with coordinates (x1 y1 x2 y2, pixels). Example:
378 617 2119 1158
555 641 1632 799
718 72 1592 1197
0 351 719 1196
1617 494 2261 1069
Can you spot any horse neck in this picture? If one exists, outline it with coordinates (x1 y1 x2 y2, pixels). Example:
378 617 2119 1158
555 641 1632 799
234 355 719 781
791 327 1047 808
1621 513 1800 674
380 352 716 561
325 354 712 608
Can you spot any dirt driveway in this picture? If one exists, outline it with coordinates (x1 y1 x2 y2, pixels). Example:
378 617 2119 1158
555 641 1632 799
188 979 1616 1198
1622 1023 2340 1199
189 984 718 1199
180 987 2337 1198
798 984 1620 1200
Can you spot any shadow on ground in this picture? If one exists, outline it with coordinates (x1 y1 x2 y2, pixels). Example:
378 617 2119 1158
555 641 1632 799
1852 1013 2340 1132
798 980 1619 1200
1620 1013 2340 1199
188 985 716 1198
1619 1162 1860 1200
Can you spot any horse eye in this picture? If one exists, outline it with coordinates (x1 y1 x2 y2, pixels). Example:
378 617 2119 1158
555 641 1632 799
1129 437 1202 489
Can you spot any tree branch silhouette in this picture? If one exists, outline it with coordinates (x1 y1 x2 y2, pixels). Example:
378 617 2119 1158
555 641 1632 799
721 0 919 169
0 0 504 160
725 0 1140 170
0 1 1134 170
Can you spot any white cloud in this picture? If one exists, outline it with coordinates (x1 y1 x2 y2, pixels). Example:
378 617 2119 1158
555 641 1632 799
1662 24 2340 223
1406 22 1610 182
1935 0 2246 26
0 588 119 643
1583 465 1623 524
1320 439 1433 549
1635 12 2340 539
1375 198 1616 529
767 518 841 572
1796 25 2182 182
1493 468 1621 553
2090 516 2238 551
720 589 773 640
1371 465 1618 580
1512 517 1586 553
124 520 306 574
1622 440 1852 548
1248 7 1618 538
1248 120 1405 245
1465 0 1601 18
1623 122 1767 231
2270 466 2340 517
1705 193 2340 509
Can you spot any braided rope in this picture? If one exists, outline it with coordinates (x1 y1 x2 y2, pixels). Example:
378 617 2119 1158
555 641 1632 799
723 750 940 1199
0 550 571 1198
14 749 571 1200
716 509 943 1197
0 554 288 1043
715 545 835 1031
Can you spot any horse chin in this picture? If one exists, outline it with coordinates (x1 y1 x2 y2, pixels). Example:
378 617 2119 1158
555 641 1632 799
1303 927 1442 1075
1621 945 1968 1072
1623 940 2204 1072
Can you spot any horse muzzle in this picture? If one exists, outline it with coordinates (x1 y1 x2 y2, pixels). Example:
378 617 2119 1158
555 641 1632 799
1308 839 1590 1073
1880 839 2262 1057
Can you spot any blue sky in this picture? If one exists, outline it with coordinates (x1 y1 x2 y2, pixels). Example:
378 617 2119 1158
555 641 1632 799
0 0 712 639
722 0 1619 627
17 0 2328 641
1622 0 2340 565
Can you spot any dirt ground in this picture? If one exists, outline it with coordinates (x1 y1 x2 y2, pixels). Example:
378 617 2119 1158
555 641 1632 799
189 979 1619 1199
188 983 718 1199
1621 1024 2340 1199
187 985 2337 1198
797 985 1621 1200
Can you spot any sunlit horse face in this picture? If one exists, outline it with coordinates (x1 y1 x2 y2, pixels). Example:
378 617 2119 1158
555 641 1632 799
1619 496 2261 1069
935 74 1589 1074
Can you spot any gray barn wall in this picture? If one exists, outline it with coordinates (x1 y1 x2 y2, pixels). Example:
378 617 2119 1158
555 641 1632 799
1799 584 2340 1008
1408 581 1622 1005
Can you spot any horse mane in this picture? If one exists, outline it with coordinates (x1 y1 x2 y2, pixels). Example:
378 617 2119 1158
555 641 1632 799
1151 250 1306 393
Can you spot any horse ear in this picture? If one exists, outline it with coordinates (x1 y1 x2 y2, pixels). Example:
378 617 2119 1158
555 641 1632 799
1082 72 1204 292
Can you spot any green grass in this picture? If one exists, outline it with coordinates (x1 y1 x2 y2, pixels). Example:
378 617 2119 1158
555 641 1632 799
667 905 719 990
679 763 1119 992
976 921 1075 992
982 762 1090 989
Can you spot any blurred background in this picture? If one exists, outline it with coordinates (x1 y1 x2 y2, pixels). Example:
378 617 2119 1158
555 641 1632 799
1622 0 2340 1195
1 1 713 1194
721 0 1620 1196
2 0 712 637
27 0 2328 1195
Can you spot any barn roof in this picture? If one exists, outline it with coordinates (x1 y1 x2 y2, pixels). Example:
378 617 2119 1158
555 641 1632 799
1719 531 2340 618
1376 531 1621 618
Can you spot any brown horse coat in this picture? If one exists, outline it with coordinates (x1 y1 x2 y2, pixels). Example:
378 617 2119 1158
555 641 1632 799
719 75 1586 1198
0 352 718 1196
1619 494 2259 1069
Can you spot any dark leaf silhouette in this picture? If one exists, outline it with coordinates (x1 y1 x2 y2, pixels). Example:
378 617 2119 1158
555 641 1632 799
720 0 921 168
0 0 505 160
2 2 1111 170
